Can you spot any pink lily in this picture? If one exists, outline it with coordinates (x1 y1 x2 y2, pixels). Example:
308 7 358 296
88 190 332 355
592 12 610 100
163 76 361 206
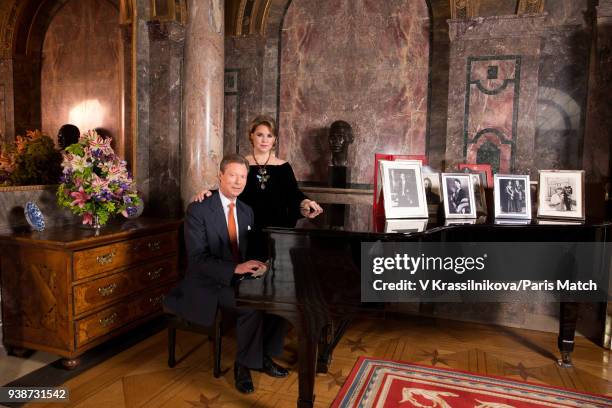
70 186 90 208
82 213 93 225
87 130 113 154
91 173 109 191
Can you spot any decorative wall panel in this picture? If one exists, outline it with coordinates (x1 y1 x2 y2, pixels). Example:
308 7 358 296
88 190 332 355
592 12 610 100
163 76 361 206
464 56 521 173
446 15 545 175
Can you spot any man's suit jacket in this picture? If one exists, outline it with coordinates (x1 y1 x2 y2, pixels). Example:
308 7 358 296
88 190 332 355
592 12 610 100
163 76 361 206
163 191 254 326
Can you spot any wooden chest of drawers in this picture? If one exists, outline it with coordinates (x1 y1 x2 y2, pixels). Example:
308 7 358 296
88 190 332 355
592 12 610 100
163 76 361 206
0 218 181 367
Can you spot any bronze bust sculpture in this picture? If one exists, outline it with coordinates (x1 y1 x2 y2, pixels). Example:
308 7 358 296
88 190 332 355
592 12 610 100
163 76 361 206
57 124 80 149
329 120 354 167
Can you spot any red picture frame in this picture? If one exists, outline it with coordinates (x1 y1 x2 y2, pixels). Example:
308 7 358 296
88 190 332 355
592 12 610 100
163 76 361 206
458 163 493 189
372 153 428 222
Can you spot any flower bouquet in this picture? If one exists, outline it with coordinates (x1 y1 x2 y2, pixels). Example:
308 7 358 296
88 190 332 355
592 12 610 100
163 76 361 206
57 130 141 228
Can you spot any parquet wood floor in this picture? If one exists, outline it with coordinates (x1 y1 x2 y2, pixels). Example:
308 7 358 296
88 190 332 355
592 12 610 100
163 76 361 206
27 316 611 408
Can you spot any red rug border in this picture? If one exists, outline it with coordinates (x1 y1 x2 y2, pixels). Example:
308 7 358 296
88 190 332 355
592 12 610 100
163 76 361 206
331 355 612 407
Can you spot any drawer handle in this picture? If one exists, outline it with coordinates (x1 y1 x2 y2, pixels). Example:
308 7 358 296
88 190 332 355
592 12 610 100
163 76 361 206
99 312 118 327
147 267 164 280
148 241 161 251
96 250 116 265
98 283 118 297
149 295 164 306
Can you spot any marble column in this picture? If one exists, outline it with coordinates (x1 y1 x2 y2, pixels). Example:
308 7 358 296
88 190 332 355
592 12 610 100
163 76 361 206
584 1 612 185
584 0 612 350
181 0 224 207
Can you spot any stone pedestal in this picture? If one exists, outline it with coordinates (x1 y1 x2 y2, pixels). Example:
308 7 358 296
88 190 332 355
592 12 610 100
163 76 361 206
328 166 349 188
181 0 224 207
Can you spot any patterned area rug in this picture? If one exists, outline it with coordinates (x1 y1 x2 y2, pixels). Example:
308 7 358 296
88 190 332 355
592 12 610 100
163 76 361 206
332 357 612 408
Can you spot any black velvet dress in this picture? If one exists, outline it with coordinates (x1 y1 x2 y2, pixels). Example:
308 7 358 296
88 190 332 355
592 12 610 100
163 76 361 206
239 162 308 259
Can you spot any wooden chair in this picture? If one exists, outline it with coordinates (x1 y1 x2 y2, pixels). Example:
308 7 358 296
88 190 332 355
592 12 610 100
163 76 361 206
165 309 226 378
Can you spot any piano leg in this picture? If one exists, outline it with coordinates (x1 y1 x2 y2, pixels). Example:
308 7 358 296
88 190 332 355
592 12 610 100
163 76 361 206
557 302 577 368
317 319 351 373
295 315 325 408
285 311 328 408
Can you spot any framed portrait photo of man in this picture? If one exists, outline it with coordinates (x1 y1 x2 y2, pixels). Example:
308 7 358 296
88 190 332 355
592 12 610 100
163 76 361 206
381 160 428 218
494 174 531 219
470 174 487 216
441 173 477 219
422 173 441 215
537 170 585 220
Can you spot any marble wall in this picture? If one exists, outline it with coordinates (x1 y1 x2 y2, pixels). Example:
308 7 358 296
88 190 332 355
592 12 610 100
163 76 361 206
446 15 544 175
279 0 430 184
40 0 123 155
224 35 267 155
584 1 612 186
146 21 184 217
446 0 599 178
535 0 592 172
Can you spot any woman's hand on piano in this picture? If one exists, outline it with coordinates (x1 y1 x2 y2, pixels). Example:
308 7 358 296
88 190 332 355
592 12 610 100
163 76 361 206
300 199 323 218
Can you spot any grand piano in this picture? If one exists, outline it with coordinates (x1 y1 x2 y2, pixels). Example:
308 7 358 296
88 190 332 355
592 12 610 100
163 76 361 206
236 206 611 408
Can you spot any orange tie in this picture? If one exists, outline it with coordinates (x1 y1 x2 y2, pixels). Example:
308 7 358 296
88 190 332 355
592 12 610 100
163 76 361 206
227 202 240 262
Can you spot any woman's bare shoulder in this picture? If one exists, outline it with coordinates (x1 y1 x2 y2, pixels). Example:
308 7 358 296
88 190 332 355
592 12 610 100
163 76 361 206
270 157 287 165
244 154 256 165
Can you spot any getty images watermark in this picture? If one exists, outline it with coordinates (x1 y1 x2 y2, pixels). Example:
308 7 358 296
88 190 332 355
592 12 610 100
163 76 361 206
360 242 611 302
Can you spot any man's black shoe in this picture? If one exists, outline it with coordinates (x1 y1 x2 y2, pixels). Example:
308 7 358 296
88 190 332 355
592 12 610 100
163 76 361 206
261 355 289 378
234 362 255 394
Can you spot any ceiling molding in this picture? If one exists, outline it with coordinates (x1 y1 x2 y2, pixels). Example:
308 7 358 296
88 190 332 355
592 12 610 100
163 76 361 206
517 0 545 15
226 0 271 37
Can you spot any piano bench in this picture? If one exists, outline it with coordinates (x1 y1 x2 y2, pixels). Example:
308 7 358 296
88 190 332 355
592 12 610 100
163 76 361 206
165 310 225 378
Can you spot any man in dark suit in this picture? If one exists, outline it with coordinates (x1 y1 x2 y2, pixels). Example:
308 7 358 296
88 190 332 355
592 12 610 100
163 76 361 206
164 154 288 394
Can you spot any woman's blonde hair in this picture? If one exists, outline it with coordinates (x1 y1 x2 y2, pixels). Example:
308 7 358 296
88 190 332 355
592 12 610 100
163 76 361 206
248 115 277 146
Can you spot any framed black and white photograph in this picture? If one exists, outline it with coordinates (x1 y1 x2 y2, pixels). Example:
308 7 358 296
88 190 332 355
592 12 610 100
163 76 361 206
384 219 428 233
494 174 531 219
441 173 477 219
381 160 428 218
537 170 585 220
224 69 238 94
470 174 487 216
422 173 441 215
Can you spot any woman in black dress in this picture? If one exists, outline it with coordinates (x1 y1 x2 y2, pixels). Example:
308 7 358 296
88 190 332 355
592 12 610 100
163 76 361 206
194 115 323 256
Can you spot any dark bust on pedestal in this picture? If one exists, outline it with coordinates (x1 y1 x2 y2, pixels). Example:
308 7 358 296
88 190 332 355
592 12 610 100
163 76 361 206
57 124 80 149
328 120 353 187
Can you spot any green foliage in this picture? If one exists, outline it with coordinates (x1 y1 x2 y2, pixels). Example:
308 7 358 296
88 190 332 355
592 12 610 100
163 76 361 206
10 135 62 185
